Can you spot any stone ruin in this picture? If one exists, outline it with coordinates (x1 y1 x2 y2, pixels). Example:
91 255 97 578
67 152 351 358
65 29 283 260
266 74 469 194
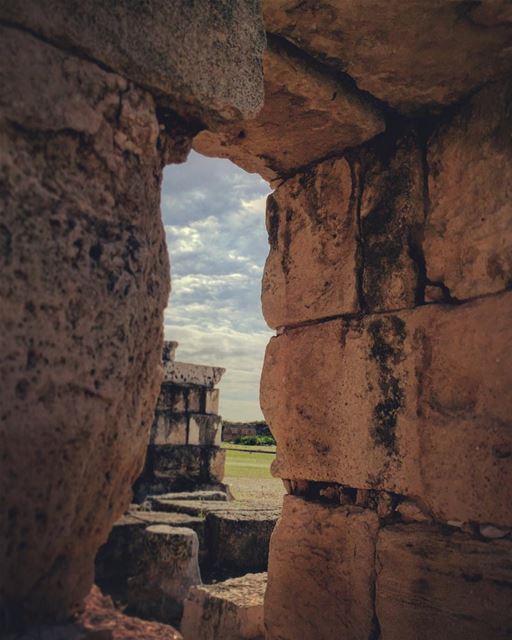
1 1 512 639
94 341 277 637
133 341 227 501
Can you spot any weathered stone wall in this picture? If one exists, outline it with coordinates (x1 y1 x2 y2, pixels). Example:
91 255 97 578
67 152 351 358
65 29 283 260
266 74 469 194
195 3 512 637
255 17 512 637
0 1 265 631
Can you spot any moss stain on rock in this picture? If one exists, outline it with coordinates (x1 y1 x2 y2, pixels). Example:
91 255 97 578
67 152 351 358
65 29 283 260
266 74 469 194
368 315 406 455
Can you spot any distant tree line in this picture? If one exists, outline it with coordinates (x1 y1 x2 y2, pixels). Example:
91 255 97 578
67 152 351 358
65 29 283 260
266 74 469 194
222 420 275 445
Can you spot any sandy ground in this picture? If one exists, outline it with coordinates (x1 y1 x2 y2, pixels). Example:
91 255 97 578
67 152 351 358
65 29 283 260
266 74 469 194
225 476 285 509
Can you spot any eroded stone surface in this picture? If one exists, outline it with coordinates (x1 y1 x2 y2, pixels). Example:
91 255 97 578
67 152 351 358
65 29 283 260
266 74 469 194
95 512 205 599
376 524 512 639
188 414 223 446
262 157 358 327
262 293 512 526
194 37 384 181
0 0 265 127
263 0 512 111
265 497 379 640
134 446 226 499
126 525 201 625
360 132 425 312
5 585 183 640
163 361 225 388
206 511 277 575
0 27 173 623
151 413 188 446
181 573 266 640
424 80 512 300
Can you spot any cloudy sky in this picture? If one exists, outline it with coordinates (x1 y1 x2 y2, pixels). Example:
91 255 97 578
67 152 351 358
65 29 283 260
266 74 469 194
161 151 273 421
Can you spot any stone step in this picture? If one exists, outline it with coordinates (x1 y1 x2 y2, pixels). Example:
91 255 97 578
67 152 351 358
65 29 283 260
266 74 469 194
148 499 279 576
181 573 267 640
149 490 230 502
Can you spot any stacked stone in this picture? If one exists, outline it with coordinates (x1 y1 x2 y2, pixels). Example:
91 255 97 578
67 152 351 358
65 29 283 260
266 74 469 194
258 67 512 640
133 342 226 500
195 4 512 638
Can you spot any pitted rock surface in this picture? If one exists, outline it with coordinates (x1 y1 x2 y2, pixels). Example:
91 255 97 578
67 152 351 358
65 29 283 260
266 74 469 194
0 27 174 622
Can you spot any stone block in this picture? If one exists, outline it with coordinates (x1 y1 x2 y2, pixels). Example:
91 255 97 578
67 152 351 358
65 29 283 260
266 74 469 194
261 292 512 526
138 445 226 492
261 157 359 327
424 79 512 301
127 525 201 626
188 414 223 446
205 511 278 575
376 523 512 639
205 388 220 415
0 0 265 127
360 132 424 312
194 37 384 181
265 496 379 640
263 1 512 111
163 361 225 388
156 385 203 413
150 412 188 446
0 27 172 622
181 573 266 640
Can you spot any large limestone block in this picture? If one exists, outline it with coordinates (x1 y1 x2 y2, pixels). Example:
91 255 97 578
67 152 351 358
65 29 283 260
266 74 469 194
188 414 223 446
0 28 174 624
261 292 512 526
194 38 384 181
181 573 266 640
134 445 226 497
127 525 201 625
424 80 512 301
262 157 359 327
360 132 424 312
163 360 225 388
376 524 512 639
205 510 277 574
157 384 204 414
263 1 512 111
151 412 188 446
0 0 265 127
265 497 379 640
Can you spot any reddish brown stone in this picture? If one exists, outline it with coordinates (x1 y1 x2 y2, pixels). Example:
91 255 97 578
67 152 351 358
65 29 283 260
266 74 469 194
424 80 512 301
262 157 358 327
360 133 425 312
0 27 174 623
0 0 265 127
376 524 512 640
4 585 182 639
262 292 512 526
265 496 379 640
194 38 384 181
263 0 512 111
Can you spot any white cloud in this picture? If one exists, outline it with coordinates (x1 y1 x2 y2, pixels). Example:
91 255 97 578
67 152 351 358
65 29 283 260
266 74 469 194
162 151 272 420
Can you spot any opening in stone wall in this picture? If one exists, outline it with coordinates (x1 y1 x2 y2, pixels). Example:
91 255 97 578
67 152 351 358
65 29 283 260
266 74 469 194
94 151 283 633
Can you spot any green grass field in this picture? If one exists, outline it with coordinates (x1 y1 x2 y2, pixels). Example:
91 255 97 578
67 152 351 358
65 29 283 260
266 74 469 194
223 443 276 479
